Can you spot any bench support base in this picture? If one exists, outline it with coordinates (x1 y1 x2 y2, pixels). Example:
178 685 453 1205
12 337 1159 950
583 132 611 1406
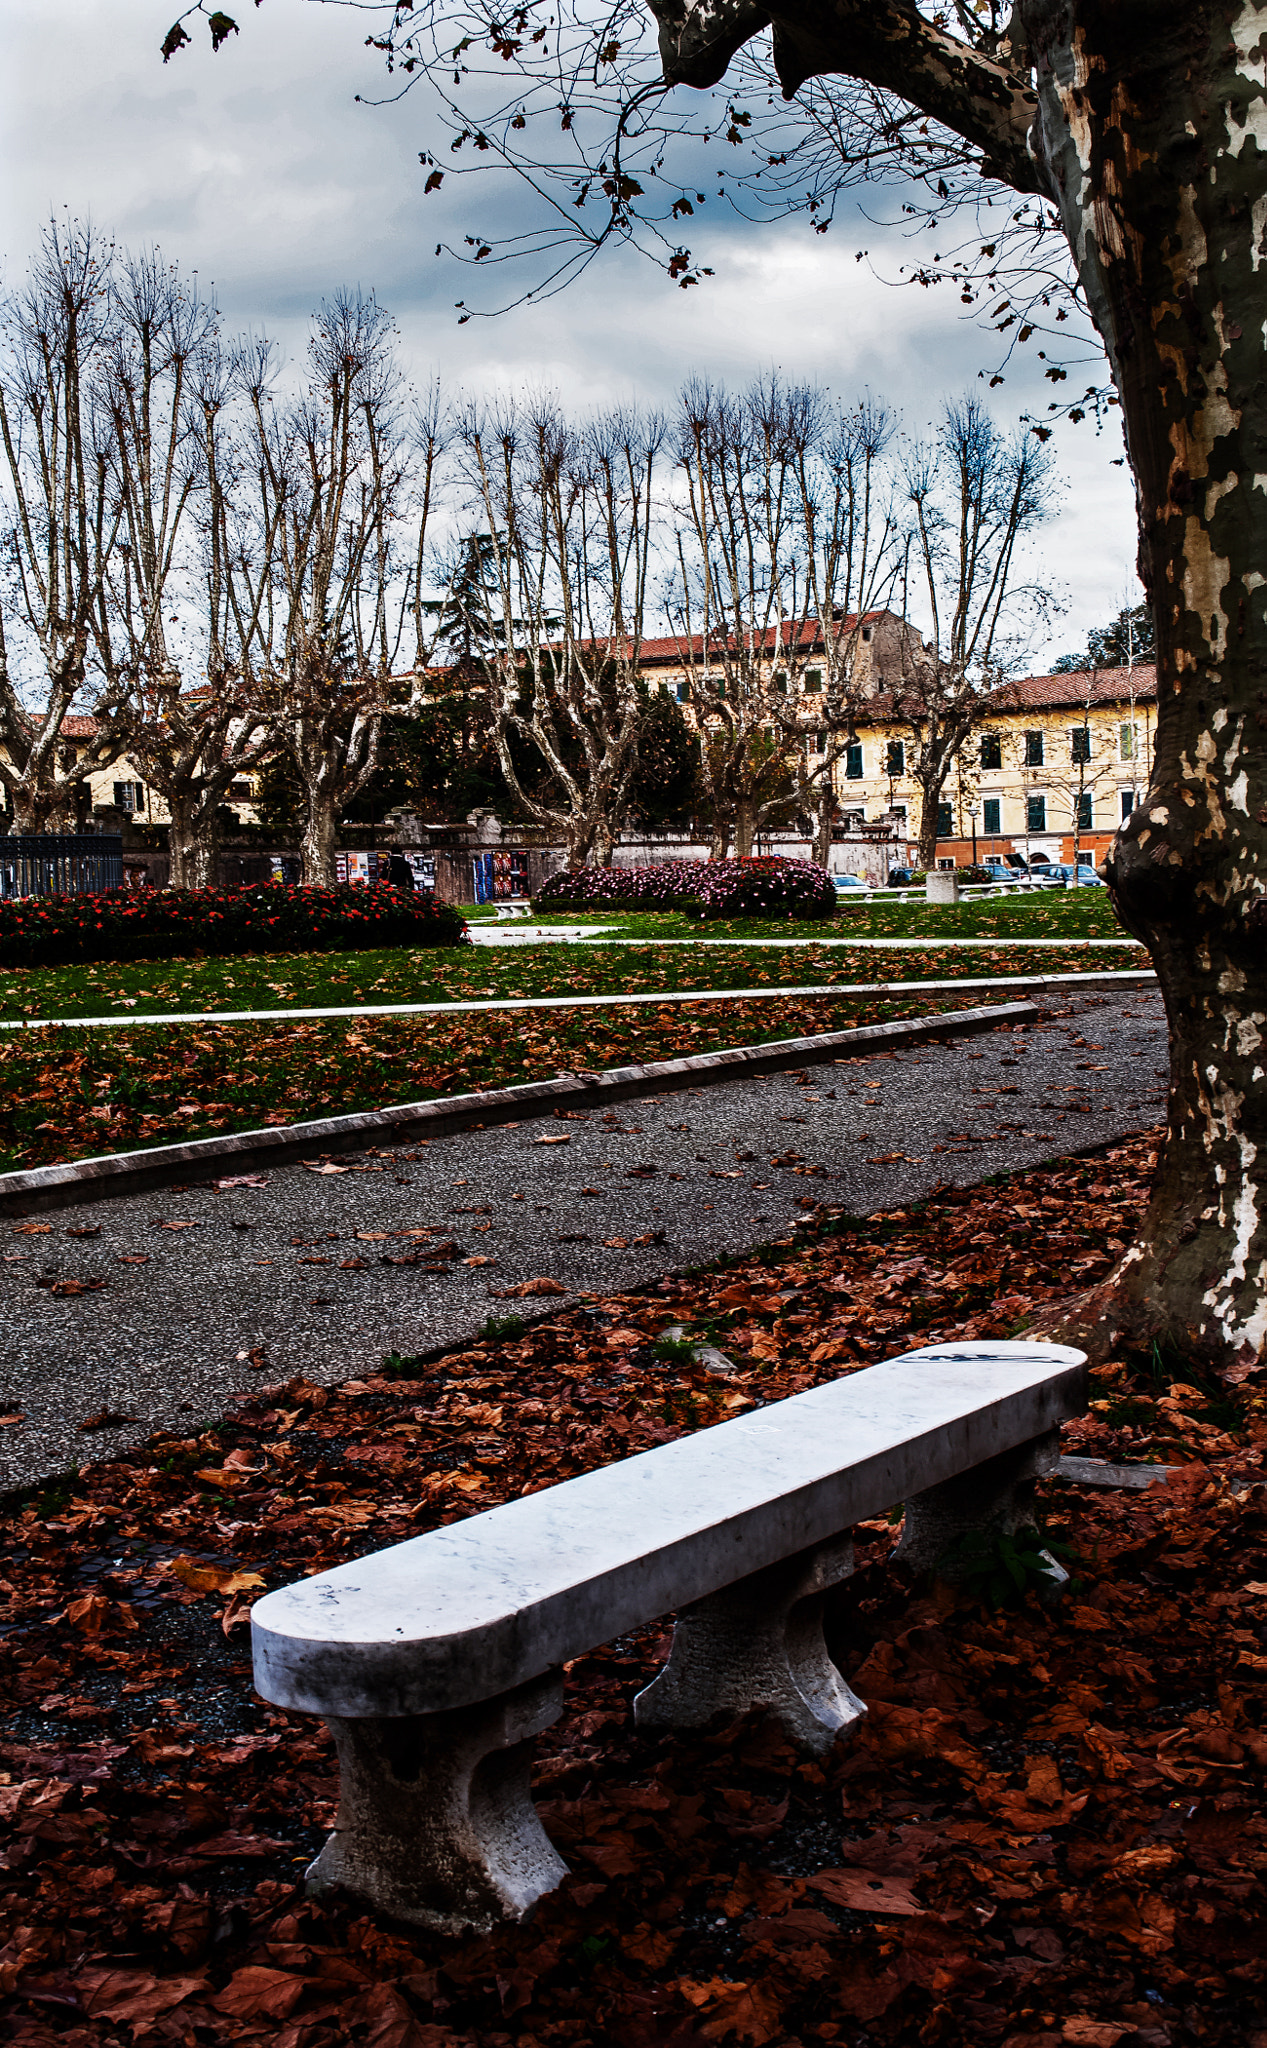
307 1671 566 1932
894 1429 1061 1577
633 1533 865 1754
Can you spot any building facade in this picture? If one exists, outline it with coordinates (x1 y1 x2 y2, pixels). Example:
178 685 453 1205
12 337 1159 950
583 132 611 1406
828 665 1156 868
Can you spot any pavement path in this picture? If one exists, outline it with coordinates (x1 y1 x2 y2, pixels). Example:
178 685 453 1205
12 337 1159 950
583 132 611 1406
0 984 1167 1492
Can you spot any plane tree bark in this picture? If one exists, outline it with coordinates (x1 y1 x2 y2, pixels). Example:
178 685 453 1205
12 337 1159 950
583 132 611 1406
646 0 1267 1367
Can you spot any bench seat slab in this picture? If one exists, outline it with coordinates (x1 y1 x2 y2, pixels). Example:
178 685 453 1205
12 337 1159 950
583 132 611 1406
252 1344 1086 1721
307 1671 566 1932
634 1532 864 1753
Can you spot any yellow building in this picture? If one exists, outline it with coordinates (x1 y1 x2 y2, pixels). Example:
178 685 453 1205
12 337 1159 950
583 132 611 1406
835 665 1156 864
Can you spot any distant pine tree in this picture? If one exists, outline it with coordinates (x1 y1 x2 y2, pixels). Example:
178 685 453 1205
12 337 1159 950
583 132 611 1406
1051 602 1155 673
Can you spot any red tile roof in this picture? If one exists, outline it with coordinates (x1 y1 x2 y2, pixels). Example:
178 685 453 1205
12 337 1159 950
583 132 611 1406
1009 665 1157 708
637 610 891 666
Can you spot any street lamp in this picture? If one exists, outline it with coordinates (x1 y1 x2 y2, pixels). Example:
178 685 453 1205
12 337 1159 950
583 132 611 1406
968 801 979 866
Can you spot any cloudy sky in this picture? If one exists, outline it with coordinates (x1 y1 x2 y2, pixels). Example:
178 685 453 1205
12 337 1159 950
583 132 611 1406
3 0 1141 660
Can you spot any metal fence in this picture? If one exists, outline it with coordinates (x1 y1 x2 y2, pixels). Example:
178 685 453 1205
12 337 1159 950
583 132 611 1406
0 834 123 900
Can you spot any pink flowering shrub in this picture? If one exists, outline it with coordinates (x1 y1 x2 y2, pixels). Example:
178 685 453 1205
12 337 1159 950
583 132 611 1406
0 883 467 967
534 856 835 920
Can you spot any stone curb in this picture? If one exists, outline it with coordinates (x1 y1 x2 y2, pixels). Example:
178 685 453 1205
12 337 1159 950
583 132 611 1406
0 997 1040 1217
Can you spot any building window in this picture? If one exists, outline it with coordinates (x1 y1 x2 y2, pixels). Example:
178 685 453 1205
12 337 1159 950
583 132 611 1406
676 681 690 703
983 796 1001 834
844 741 863 780
1026 793 1047 833
1121 787 1136 820
773 669 788 694
861 625 872 642
936 801 954 838
1071 725 1092 763
1120 721 1138 760
979 733 1002 770
816 730 826 754
1074 790 1093 830
113 781 142 813
886 739 905 776
1024 730 1044 768
230 781 253 802
803 667 823 693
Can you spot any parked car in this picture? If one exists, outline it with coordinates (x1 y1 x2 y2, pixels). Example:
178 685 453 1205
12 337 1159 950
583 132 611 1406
1055 862 1105 887
832 872 868 891
886 866 918 886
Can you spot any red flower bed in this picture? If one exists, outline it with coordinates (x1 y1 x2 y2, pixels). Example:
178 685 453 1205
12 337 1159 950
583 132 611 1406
0 883 466 967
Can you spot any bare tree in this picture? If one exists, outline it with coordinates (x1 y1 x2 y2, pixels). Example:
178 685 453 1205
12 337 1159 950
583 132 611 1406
0 221 124 831
87 254 274 888
462 396 660 866
774 393 904 866
236 295 442 884
668 377 904 862
889 395 1056 870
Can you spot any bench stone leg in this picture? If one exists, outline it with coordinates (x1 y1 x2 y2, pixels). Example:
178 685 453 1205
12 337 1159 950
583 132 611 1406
633 1533 865 1754
894 1429 1062 1577
306 1670 567 1932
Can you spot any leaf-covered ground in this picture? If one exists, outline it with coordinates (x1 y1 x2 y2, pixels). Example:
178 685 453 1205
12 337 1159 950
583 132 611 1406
2 1134 1265 2045
0 987 1034 1171
0 933 1142 1021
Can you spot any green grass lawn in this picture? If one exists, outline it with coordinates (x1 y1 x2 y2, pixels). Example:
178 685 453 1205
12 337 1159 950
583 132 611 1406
0 921 1145 1022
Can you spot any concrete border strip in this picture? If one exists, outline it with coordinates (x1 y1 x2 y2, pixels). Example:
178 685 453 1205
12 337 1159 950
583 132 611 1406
0 997 1042 1216
3 967 1155 1033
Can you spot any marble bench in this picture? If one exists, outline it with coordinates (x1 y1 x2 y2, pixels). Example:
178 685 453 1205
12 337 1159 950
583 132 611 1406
251 1339 1085 1931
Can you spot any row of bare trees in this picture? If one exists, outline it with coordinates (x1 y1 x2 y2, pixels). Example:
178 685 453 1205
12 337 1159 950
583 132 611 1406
0 223 447 884
0 223 1057 880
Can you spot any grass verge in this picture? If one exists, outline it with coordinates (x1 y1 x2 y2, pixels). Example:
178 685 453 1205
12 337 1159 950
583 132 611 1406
0 929 1143 1021
0 987 1024 1172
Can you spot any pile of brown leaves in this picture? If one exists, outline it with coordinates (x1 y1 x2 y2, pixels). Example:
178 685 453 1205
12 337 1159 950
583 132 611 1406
2 1135 1266 2046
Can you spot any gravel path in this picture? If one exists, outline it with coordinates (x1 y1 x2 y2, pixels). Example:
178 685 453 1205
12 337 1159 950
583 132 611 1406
0 986 1166 1491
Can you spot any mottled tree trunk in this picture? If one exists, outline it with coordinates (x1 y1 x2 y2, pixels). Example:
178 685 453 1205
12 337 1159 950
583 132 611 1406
733 802 757 860
915 787 940 873
300 802 339 889
812 788 835 871
1010 4 1267 1363
166 795 219 892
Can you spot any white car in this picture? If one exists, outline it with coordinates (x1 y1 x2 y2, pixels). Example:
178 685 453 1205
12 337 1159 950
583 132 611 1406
832 873 869 891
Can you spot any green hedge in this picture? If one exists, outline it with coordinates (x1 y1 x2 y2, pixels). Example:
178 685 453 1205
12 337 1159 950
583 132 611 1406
0 883 467 968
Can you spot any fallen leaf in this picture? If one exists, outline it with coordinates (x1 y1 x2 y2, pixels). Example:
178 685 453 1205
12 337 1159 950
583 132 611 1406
78 1969 209 2026
168 1557 266 1597
12 1221 52 1234
48 1277 107 1298
208 1964 310 2017
213 1174 270 1190
66 1593 138 1634
79 1410 138 1431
